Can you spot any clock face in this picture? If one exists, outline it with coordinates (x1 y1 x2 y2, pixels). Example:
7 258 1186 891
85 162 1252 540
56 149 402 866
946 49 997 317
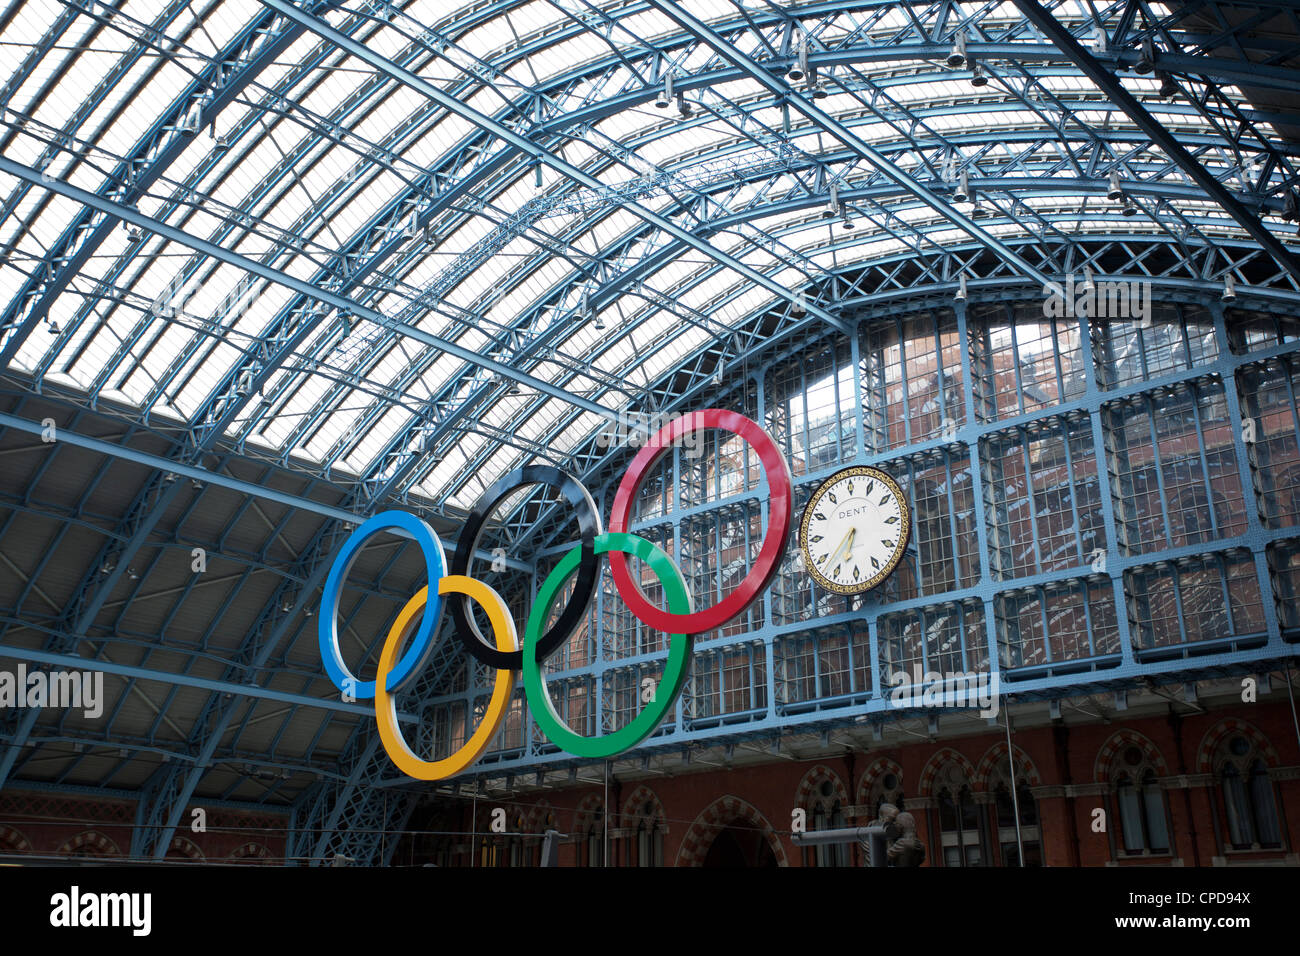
799 466 911 595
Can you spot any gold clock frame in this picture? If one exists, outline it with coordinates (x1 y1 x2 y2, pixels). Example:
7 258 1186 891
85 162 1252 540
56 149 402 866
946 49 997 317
798 465 911 595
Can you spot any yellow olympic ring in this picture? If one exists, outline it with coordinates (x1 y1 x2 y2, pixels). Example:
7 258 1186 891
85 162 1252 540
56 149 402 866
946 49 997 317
373 575 517 780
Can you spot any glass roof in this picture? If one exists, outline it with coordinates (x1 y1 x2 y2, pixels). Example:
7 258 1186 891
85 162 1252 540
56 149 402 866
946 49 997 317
1 0 1294 513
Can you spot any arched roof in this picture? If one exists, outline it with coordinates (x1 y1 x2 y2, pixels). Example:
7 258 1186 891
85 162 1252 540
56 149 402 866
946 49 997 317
0 0 1298 862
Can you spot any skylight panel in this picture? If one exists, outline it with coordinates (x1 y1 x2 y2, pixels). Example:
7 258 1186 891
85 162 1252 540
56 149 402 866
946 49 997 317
4 131 47 175
299 57 364 121
548 410 604 460
262 369 329 448
0 2 56 57
426 446 474 506
123 323 193 402
615 9 681 44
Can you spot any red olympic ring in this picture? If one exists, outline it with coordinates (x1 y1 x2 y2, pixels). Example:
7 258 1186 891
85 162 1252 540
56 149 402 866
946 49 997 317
607 408 793 635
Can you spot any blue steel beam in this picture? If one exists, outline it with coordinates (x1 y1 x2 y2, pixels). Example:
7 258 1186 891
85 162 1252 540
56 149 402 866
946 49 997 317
260 0 848 336
0 3 322 365
0 155 618 422
12 25 1289 496
0 409 532 562
4 5 1289 385
643 0 1052 288
0 642 390 721
1012 0 1300 284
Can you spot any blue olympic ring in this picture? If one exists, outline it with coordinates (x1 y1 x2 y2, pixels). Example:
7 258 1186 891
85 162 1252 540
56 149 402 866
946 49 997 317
318 510 447 699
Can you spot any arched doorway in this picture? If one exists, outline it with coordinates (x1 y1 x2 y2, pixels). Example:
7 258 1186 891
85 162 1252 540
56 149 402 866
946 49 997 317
676 796 788 867
702 820 779 867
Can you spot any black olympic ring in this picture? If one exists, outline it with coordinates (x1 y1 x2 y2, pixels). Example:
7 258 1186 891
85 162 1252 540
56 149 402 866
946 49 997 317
449 464 602 669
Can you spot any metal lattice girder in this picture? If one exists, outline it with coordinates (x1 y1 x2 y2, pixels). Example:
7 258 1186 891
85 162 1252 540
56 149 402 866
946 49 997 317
1 0 1299 854
5 3 1294 512
644 0 1055 286
0 1 326 365
289 525 506 863
5 3 1294 395
261 0 848 333
425 226 1290 525
0 155 618 420
128 517 348 859
1012 0 1300 284
0 399 519 804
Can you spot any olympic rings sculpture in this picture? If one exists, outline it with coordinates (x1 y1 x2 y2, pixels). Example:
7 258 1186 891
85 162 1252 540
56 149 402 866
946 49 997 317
318 409 793 780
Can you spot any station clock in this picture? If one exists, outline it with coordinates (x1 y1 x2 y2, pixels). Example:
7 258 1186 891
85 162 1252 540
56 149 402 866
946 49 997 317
798 466 911 595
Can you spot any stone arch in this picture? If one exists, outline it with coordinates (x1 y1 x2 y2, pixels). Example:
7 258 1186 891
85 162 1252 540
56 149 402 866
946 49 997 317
974 742 1043 791
620 784 666 831
522 799 557 834
794 764 850 811
1196 718 1280 774
0 825 31 855
228 841 270 863
918 748 978 796
573 792 604 832
856 757 904 807
674 795 788 868
56 830 122 858
1094 729 1170 783
166 835 205 861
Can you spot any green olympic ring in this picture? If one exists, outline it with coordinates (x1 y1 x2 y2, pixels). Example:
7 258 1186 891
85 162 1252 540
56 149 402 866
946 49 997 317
522 531 693 759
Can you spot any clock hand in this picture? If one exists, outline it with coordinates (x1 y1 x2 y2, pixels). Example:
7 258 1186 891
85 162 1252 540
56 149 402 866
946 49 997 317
821 529 851 571
825 527 856 572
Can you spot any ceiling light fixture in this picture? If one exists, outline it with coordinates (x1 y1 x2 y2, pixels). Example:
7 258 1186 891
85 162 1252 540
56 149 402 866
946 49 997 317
806 66 828 99
954 170 970 203
1136 37 1156 74
825 182 840 219
1107 170 1124 201
655 72 672 109
970 62 988 87
180 102 202 138
1222 274 1237 302
947 33 967 68
787 30 807 81
1282 189 1298 222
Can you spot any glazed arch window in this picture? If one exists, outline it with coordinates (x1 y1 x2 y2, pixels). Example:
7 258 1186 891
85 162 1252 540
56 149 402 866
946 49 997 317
630 801 664 868
990 768 1041 866
805 780 849 867
867 770 906 822
1216 735 1282 850
1111 747 1170 856
936 765 987 867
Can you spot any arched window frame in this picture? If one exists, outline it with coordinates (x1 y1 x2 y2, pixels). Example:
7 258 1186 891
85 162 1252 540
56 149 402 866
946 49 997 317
1213 735 1284 852
988 766 1042 867
934 764 987 867
1108 750 1171 859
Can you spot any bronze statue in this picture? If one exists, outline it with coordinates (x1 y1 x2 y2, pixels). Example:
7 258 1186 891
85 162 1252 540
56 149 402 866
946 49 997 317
887 811 926 867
